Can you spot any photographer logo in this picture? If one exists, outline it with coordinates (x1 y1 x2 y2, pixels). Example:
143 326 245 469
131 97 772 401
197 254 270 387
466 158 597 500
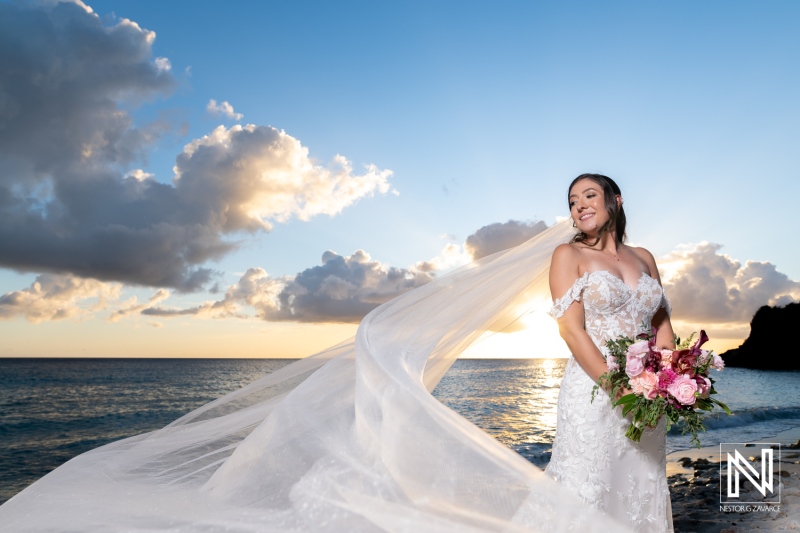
719 443 780 506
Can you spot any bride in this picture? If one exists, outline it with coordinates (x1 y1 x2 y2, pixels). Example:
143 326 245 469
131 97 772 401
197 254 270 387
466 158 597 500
544 174 675 532
0 175 672 532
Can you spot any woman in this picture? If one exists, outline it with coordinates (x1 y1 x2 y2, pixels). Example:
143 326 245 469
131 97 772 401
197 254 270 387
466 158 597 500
1 176 649 532
545 174 675 532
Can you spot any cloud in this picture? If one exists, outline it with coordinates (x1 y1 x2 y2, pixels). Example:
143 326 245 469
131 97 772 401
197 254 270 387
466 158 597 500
12 214 790 328
413 219 549 274
263 250 432 322
142 267 279 319
206 99 243 120
143 251 434 324
0 3 394 291
412 243 472 273
464 220 549 260
136 219 551 324
0 2 174 177
0 273 121 323
660 242 800 323
109 288 170 322
173 125 394 232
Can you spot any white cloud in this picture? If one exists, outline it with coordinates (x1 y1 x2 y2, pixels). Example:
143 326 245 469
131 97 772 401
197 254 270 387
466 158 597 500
79 214 799 329
142 251 434 324
412 243 472 274
413 219 549 276
0 274 121 323
206 99 243 120
124 169 154 181
110 289 170 322
465 220 548 260
173 125 395 232
135 219 550 324
0 3 394 292
660 242 800 323
154 57 172 72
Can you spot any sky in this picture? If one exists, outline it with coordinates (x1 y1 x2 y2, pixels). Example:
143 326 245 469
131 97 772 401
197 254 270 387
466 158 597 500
1 0 799 358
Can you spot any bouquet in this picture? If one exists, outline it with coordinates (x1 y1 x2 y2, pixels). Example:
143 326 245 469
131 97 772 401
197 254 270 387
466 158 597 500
591 324 730 446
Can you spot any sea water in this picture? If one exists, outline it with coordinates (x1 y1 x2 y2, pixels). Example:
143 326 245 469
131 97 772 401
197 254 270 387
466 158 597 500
1 358 798 504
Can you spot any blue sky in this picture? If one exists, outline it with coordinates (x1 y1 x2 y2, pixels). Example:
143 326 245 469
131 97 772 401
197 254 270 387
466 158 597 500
1 0 798 357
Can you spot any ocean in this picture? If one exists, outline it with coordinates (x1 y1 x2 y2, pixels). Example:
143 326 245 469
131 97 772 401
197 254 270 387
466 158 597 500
1 357 799 505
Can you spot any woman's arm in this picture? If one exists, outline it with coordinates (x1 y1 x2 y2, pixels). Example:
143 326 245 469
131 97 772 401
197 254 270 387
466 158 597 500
549 244 609 385
636 247 676 350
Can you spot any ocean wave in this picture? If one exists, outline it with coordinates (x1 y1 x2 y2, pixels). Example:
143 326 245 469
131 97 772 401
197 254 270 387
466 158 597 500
668 405 800 434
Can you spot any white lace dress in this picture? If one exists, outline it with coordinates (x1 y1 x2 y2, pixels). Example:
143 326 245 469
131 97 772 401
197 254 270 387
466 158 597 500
545 270 674 533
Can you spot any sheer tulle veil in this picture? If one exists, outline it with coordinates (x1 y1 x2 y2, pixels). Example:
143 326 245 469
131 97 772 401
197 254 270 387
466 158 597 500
0 219 634 532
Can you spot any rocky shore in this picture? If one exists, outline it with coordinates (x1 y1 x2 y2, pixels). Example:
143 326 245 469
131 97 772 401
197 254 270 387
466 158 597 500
668 427 800 532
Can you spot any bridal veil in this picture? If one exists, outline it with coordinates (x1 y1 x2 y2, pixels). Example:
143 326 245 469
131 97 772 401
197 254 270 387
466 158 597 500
0 219 635 532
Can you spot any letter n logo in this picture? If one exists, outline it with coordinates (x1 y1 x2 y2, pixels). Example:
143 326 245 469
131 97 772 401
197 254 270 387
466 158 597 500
720 443 780 504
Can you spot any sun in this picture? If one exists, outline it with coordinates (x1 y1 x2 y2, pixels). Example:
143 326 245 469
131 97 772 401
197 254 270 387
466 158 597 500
460 295 571 359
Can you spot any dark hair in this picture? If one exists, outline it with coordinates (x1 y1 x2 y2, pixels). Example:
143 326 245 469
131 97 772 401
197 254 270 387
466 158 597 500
568 173 626 245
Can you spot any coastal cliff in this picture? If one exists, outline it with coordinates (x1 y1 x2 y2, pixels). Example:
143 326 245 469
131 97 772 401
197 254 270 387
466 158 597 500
720 302 800 370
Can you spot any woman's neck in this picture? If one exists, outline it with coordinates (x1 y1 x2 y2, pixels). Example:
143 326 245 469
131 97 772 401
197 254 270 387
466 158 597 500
584 229 620 255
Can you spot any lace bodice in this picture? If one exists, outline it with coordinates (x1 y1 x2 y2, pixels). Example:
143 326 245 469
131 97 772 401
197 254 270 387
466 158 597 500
549 270 671 352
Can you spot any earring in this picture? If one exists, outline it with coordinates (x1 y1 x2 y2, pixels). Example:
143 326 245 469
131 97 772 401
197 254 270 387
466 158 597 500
572 220 577 228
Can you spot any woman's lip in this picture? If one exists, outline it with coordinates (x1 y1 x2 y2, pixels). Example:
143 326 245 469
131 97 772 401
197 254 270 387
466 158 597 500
579 213 594 221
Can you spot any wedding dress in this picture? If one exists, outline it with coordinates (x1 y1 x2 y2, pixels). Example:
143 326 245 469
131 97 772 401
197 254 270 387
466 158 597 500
545 270 674 533
0 220 652 532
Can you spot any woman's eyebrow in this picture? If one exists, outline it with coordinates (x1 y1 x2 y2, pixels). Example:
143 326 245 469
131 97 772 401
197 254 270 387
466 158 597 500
569 187 598 199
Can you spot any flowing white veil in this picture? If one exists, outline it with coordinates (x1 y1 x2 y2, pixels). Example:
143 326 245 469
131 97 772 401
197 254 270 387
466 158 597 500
0 219 634 532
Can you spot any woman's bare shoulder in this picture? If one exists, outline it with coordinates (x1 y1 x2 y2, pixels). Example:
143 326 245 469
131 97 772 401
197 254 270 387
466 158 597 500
551 242 581 262
550 242 583 274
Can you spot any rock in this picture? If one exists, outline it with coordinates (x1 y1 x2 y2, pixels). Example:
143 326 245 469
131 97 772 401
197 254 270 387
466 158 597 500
720 302 800 370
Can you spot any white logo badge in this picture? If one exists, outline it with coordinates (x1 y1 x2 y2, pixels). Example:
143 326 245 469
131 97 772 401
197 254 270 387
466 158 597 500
720 443 781 505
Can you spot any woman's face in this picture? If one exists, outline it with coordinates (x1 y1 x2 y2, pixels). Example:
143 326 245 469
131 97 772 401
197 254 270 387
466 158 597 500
569 178 614 235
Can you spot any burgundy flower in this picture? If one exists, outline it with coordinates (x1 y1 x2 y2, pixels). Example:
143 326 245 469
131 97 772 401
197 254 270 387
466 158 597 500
670 349 697 377
691 330 710 352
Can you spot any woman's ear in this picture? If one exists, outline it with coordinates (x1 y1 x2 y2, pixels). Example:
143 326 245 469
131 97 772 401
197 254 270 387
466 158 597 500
616 195 623 208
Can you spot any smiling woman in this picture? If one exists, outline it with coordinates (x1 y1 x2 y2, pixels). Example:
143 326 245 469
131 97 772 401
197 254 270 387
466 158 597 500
544 173 675 533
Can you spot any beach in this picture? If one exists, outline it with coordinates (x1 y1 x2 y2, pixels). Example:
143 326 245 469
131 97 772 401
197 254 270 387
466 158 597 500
668 426 800 533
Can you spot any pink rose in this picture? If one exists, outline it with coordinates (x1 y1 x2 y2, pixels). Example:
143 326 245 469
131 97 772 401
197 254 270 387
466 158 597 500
668 374 698 406
630 370 659 400
625 353 644 377
627 339 650 359
660 349 674 369
711 353 725 370
607 354 619 372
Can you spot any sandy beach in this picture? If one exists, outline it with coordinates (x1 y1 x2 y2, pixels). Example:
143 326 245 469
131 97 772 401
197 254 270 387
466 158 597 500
668 426 800 532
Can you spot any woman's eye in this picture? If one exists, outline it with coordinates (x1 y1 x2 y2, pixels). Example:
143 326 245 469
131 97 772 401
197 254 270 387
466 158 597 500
569 201 576 208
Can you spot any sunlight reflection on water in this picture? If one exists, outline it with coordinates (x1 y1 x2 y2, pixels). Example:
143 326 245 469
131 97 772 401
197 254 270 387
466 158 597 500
432 358 567 468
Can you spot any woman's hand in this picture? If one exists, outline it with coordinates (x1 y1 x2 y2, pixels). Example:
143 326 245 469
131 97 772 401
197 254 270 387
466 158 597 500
613 386 633 404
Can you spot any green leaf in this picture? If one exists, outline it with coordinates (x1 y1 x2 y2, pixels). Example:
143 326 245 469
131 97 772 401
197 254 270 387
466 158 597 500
616 393 637 404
